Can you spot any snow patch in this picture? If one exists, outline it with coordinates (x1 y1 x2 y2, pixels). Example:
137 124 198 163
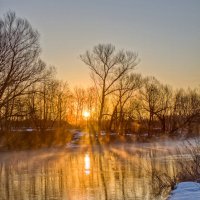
169 182 200 200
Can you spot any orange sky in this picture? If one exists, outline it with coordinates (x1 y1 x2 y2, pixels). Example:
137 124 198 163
1 0 199 88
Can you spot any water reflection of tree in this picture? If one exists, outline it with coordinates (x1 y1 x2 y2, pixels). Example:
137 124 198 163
0 147 176 200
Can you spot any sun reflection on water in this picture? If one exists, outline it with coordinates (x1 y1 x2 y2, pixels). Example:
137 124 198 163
84 153 90 175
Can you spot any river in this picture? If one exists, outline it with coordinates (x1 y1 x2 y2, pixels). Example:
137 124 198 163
0 140 189 200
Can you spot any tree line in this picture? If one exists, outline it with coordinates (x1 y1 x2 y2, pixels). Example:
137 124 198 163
0 12 200 137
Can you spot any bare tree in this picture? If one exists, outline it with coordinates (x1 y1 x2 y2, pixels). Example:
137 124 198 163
170 88 200 135
73 87 86 126
154 84 172 133
85 87 98 121
80 44 139 131
139 77 172 136
139 77 159 136
109 73 142 134
0 12 49 130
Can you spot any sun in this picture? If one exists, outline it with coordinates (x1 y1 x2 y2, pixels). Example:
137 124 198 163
83 111 90 118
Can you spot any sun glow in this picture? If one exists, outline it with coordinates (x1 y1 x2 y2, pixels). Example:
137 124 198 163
83 111 90 118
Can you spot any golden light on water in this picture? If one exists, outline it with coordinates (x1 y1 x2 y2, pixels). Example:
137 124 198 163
83 111 90 118
84 154 90 175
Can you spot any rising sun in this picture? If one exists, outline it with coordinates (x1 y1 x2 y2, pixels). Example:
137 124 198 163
83 111 90 118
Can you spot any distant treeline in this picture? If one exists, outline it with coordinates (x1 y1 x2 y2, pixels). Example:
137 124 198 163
0 12 200 137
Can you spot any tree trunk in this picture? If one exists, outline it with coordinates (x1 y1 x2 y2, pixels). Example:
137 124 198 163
148 113 153 137
98 93 105 132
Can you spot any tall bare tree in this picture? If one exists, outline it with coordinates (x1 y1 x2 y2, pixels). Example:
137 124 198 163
0 12 48 130
80 44 139 131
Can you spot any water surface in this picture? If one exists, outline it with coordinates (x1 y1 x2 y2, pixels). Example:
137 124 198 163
0 142 179 200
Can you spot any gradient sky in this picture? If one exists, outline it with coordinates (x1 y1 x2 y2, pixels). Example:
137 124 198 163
0 0 199 88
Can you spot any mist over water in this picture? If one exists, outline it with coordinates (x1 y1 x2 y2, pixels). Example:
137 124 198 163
0 140 186 200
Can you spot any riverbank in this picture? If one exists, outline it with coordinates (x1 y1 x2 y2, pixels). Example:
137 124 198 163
0 130 72 151
0 129 198 151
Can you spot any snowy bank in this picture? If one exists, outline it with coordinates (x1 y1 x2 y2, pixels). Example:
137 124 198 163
169 182 200 200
